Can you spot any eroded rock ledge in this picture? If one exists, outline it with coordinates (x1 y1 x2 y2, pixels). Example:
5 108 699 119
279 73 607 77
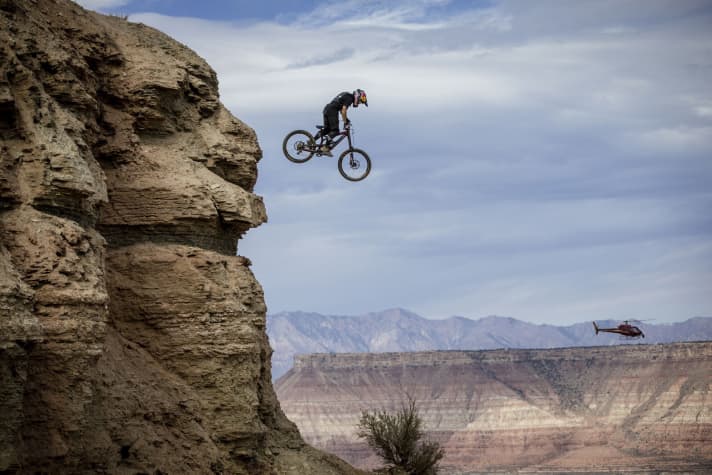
0 1 362 473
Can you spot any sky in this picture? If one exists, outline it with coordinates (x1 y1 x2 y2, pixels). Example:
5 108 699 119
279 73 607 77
76 0 712 324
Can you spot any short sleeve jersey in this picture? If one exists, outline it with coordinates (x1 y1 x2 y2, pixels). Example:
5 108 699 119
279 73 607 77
329 91 354 109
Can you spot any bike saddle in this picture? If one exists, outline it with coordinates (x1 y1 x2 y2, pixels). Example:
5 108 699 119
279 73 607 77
316 125 324 129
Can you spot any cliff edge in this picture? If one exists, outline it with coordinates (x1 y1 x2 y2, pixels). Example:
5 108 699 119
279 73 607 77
0 1 362 473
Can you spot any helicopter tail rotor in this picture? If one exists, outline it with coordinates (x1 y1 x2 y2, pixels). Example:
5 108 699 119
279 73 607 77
593 322 599 335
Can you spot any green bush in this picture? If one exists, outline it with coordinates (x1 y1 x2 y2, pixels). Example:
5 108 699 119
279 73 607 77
357 397 444 475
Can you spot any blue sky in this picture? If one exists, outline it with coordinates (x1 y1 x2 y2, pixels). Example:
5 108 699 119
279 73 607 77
76 0 712 324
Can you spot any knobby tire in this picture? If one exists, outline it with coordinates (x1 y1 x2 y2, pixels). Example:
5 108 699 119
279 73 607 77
283 130 316 163
338 148 371 182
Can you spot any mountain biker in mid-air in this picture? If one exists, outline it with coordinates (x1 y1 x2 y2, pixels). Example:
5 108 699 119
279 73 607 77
315 89 368 156
282 90 373 181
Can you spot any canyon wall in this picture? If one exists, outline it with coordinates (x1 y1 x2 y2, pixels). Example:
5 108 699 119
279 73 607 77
0 1 361 473
275 342 712 474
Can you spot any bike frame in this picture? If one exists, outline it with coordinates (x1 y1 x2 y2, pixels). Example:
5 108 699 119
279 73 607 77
315 126 353 152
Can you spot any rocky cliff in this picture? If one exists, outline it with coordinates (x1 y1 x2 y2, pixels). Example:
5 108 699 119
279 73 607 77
275 342 712 474
0 1 362 473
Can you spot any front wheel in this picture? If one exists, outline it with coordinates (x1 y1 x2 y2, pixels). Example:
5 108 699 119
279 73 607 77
338 148 371 182
283 130 316 163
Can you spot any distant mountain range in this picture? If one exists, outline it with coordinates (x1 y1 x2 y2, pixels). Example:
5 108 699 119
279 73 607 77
266 308 712 379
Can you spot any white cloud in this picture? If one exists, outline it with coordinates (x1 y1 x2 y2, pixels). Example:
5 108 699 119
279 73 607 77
638 126 712 150
293 0 451 27
694 103 712 118
72 0 131 11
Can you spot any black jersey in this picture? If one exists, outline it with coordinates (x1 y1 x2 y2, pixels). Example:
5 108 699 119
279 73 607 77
327 91 354 109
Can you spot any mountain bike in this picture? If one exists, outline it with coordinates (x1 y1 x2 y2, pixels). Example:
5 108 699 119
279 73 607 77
282 123 372 182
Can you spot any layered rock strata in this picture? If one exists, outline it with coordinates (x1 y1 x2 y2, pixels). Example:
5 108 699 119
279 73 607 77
276 342 712 474
0 1 362 473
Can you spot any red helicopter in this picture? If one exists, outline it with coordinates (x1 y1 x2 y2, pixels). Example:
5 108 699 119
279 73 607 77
593 320 645 339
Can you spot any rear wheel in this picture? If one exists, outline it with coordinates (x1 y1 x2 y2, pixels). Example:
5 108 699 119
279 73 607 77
283 130 316 163
338 148 371 182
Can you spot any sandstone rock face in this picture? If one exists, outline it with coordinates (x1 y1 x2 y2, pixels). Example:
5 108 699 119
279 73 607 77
0 1 362 473
275 343 712 474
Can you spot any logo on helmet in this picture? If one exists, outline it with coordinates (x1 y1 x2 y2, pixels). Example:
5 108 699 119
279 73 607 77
354 89 368 107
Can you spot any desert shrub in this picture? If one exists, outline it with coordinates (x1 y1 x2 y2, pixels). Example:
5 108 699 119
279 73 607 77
357 396 444 475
